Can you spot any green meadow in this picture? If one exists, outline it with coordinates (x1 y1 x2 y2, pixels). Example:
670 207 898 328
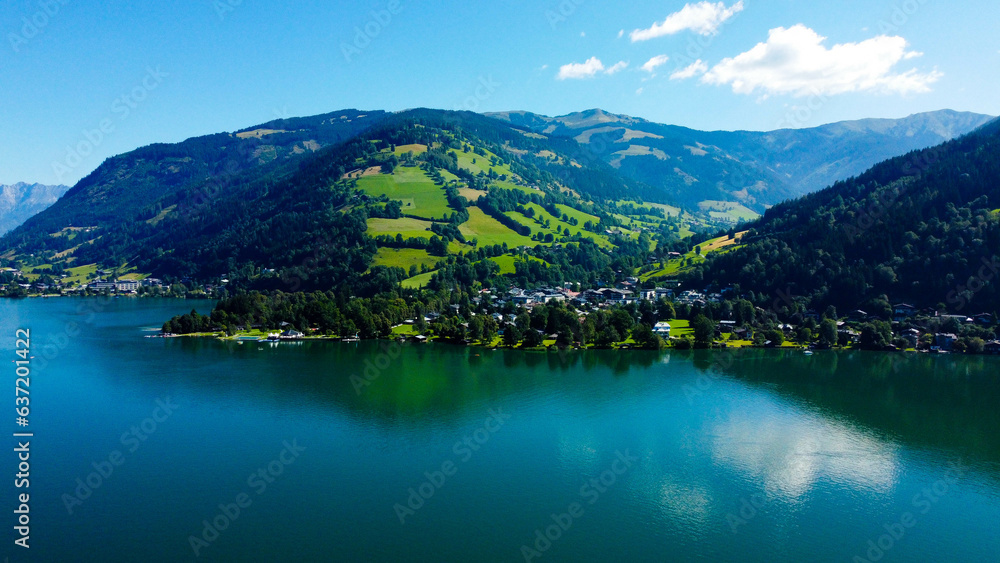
459 207 537 248
356 167 453 220
371 248 442 271
366 217 436 240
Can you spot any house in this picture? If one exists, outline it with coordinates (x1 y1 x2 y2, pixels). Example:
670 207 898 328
654 288 674 300
638 289 656 301
934 333 958 351
984 341 1000 355
848 310 868 321
677 290 705 305
719 321 737 334
653 322 672 337
839 329 861 344
116 280 140 292
600 288 633 303
512 294 534 305
89 280 116 291
973 313 994 326
898 327 922 348
893 303 918 322
279 329 304 339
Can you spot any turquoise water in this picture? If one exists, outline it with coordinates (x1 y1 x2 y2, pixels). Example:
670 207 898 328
2 297 999 562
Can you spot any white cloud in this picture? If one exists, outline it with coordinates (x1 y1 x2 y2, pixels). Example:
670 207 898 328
557 57 606 80
606 61 629 75
641 55 670 73
702 25 942 96
636 87 645 95
671 60 709 80
618 29 625 39
631 1 744 42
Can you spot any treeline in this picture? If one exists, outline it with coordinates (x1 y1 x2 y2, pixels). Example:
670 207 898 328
164 291 415 339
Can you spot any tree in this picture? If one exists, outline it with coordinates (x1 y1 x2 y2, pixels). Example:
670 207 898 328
607 308 634 336
734 299 755 326
427 236 449 256
630 324 662 350
763 329 785 346
596 326 620 348
523 329 544 348
503 325 522 347
796 327 813 344
481 316 498 344
692 315 715 347
657 300 676 321
860 321 893 350
819 318 838 347
468 316 484 342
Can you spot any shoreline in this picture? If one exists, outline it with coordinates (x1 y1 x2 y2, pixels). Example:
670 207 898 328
159 331 963 355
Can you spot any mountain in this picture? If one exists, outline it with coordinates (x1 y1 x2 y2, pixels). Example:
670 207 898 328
6 110 389 237
489 109 994 213
6 106 996 309
0 109 681 291
0 183 70 235
691 117 1000 315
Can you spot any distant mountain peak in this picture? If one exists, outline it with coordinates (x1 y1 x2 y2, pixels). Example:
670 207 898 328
489 108 995 210
0 183 71 235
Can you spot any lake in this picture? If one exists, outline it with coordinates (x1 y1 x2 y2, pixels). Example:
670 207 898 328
3 297 999 562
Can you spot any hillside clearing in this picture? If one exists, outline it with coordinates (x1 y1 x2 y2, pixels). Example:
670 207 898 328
356 167 453 220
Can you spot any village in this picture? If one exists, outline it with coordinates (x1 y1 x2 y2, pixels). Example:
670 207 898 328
0 266 227 298
5 263 998 354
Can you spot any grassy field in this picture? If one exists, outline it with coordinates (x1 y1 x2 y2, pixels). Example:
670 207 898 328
356 167 453 220
64 264 98 285
401 270 436 289
700 232 747 253
641 233 747 281
668 319 692 337
491 180 538 196
459 207 537 248
371 248 442 271
392 144 428 157
486 254 548 275
366 217 436 240
699 201 760 223
440 169 462 184
146 205 177 226
457 187 487 202
453 148 515 178
554 204 599 226
508 203 614 249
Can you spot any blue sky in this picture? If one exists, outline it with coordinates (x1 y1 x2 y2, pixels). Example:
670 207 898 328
2 0 998 186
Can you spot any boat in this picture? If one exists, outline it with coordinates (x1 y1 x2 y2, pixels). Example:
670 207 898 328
804 350 814 356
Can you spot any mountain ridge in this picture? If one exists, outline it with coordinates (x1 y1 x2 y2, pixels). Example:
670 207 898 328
0 182 71 235
488 108 994 211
